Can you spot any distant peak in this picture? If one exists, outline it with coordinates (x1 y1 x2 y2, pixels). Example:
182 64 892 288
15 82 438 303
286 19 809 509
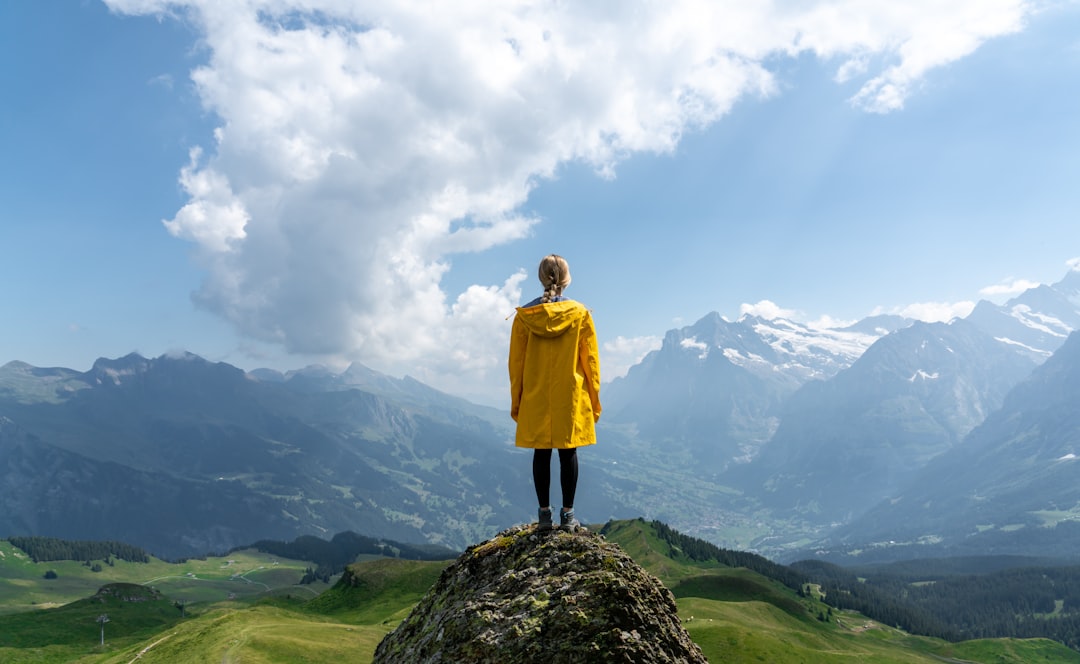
90 353 149 370
159 350 204 362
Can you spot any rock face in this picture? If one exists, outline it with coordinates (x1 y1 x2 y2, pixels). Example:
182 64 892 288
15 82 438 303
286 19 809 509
373 524 707 663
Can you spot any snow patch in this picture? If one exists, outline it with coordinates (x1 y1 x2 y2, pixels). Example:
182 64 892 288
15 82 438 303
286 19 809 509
1010 304 1070 337
750 319 878 363
994 336 1053 357
908 370 939 382
723 348 768 365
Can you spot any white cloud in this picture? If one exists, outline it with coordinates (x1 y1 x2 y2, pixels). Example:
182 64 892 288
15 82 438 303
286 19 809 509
877 301 977 322
839 2 1030 112
740 300 798 321
679 337 709 360
807 314 857 330
105 0 1037 403
148 73 174 89
1067 256 1080 271
979 277 1041 297
163 147 248 252
603 335 663 381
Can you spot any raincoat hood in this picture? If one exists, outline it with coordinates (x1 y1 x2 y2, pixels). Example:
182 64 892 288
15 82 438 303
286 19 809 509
514 300 591 339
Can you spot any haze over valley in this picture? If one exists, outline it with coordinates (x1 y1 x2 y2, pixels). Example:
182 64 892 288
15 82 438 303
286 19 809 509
4 265 1080 566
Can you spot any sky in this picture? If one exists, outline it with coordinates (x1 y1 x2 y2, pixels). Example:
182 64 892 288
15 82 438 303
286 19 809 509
2 0 1080 407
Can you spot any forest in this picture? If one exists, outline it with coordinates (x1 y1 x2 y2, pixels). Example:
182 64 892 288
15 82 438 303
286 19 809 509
242 530 457 579
642 519 806 590
792 558 1080 649
7 536 150 564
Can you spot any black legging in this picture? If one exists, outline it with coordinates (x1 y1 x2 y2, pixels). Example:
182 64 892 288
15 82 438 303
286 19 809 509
532 448 578 509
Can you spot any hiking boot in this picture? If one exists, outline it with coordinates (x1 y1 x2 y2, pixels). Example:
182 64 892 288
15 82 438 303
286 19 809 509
560 508 585 532
537 507 553 531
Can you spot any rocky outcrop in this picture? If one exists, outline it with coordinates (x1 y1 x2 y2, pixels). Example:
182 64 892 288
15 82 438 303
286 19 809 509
373 524 706 663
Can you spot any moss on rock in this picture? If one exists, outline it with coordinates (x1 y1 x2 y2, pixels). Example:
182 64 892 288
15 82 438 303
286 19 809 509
373 524 706 663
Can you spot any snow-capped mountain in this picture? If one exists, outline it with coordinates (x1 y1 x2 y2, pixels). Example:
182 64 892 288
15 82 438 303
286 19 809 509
598 266 1080 556
605 267 1080 475
737 317 1039 527
717 313 910 383
816 328 1080 562
966 268 1080 360
601 311 909 470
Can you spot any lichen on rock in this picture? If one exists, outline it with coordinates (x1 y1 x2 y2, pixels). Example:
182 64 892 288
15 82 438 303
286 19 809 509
373 524 707 663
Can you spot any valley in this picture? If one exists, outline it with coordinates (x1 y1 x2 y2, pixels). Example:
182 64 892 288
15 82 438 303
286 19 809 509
3 521 1080 662
4 269 1080 659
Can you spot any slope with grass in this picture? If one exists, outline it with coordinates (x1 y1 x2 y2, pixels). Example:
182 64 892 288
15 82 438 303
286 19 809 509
95 604 389 664
0 539 328 616
3 520 1080 663
602 519 1080 664
0 583 183 663
304 557 450 624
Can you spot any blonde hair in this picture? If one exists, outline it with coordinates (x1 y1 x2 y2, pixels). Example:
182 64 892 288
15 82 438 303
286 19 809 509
538 254 571 303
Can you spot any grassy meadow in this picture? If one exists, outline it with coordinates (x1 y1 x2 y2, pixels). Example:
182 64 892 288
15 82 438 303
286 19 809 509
2 523 1080 663
0 539 332 615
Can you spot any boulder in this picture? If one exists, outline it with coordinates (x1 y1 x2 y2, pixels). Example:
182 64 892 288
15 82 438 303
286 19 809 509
374 524 706 663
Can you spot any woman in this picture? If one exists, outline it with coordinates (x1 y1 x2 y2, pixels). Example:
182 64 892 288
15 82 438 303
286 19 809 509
508 254 602 531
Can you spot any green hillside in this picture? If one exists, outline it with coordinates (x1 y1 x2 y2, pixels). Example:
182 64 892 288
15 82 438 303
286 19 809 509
0 539 329 616
93 605 389 664
304 557 450 623
0 582 185 663
602 520 1080 664
3 521 1080 663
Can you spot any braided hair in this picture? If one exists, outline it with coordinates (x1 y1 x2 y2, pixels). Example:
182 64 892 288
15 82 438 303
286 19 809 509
538 254 571 303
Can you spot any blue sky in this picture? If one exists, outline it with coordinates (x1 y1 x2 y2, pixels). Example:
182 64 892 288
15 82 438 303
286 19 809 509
3 1 1079 406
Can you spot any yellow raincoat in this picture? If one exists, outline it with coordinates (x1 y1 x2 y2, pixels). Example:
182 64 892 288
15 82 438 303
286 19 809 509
509 299 601 449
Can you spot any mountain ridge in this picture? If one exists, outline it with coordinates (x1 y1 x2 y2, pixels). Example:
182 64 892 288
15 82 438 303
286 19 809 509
5 268 1080 563
0 355 539 557
811 328 1080 562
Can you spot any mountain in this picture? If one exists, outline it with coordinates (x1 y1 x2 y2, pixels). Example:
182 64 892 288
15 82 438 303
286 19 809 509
595 267 1080 558
737 318 1038 527
0 353 634 559
7 267 1080 565
743 269 1080 557
965 269 1080 361
0 417 291 557
812 329 1080 562
603 268 1080 476
602 312 900 469
266 361 506 427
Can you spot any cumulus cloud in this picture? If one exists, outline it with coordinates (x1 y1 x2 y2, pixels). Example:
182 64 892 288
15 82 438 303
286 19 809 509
1067 257 1080 271
979 277 1041 297
164 147 248 252
837 2 1030 112
875 301 977 322
738 306 858 331
105 0 1036 402
807 314 858 330
603 335 663 380
740 300 798 321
